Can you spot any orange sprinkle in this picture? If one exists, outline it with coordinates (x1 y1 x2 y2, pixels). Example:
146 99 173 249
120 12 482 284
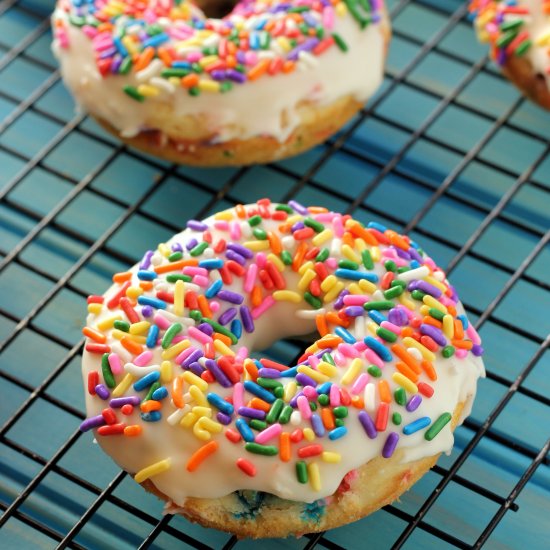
172 376 184 408
292 242 308 271
244 360 258 381
140 400 162 413
378 380 391 403
121 336 142 356
157 47 173 66
124 425 142 437
278 221 292 234
267 231 282 255
447 305 457 316
321 408 335 430
251 285 263 307
316 336 343 349
249 398 271 412
213 332 232 347
280 432 291 462
391 344 422 374
395 361 420 383
346 221 377 245
316 314 328 337
401 327 414 338
181 73 199 89
342 231 354 248
248 59 270 81
82 326 106 344
113 272 132 283
282 60 295 73
325 312 348 327
139 281 154 291
154 259 198 274
423 316 442 329
134 46 155 72
351 395 364 409
454 319 464 340
235 204 246 218
197 295 212 318
421 360 437 381
387 230 409 251
452 339 473 350
186 440 219 472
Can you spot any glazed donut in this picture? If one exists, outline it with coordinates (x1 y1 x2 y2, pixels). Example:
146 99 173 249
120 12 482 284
81 200 485 538
51 0 390 166
470 0 550 109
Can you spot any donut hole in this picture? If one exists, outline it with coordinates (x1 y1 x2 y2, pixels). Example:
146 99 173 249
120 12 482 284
194 0 238 18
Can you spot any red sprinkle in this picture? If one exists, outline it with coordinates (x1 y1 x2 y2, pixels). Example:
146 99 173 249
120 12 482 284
88 371 99 395
290 429 303 443
121 404 134 415
102 408 117 425
375 402 389 432
85 343 111 354
107 281 131 309
225 429 241 443
236 458 257 477
97 423 125 436
297 444 323 458
418 382 435 398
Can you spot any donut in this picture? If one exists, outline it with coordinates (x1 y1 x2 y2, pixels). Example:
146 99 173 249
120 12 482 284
81 199 485 538
469 0 550 109
51 0 390 166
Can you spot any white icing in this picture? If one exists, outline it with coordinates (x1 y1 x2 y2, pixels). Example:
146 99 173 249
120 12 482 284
82 204 485 504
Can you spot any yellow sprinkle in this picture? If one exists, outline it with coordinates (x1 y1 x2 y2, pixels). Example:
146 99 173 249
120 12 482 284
425 276 447 293
443 314 454 339
134 458 171 484
297 365 329 383
214 338 235 357
322 451 341 463
160 360 173 383
168 76 180 86
366 321 378 336
403 336 436 362
198 55 218 68
162 339 191 360
286 214 303 226
392 372 418 394
183 370 208 392
87 303 102 315
303 427 315 442
536 30 550 46
277 36 292 52
320 275 336 293
267 253 285 272
298 261 314 275
112 373 134 398
126 286 143 299
312 228 333 246
317 361 338 378
189 386 208 407
324 281 345 303
347 283 362 295
354 238 367 252
370 246 381 262
308 462 322 491
304 342 319 354
298 269 317 291
423 295 447 314
173 280 185 317
191 405 212 418
198 79 220 93
157 243 171 257
273 290 302 303
419 305 430 316
129 321 150 335
180 412 198 428
214 210 234 221
122 36 138 55
96 315 120 331
243 240 270 251
137 84 160 97
341 358 362 385
283 380 297 402
341 244 360 263
112 329 146 343
358 279 377 294
193 417 222 441
398 294 416 310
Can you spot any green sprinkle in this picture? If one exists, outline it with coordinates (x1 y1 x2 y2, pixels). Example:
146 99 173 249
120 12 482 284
161 323 182 349
191 63 203 73
253 228 268 240
248 215 262 226
392 412 402 426
496 29 519 48
304 292 322 309
322 353 335 365
274 387 284 399
500 19 523 32
442 345 455 358
384 286 403 300
119 56 132 75
279 404 293 424
367 365 382 377
200 318 238 344
424 412 452 441
69 15 86 26
276 204 294 213
190 242 208 256
429 308 445 321
391 280 406 290
364 300 394 311
396 266 410 274
316 248 330 262
376 327 397 343
168 251 183 262
249 419 267 431
257 378 283 391
515 39 532 56
309 402 317 412
343 0 369 28
334 418 345 428
384 260 397 272
113 320 130 332
318 394 329 406
281 250 293 265
333 406 348 418
332 32 348 52
339 260 359 270
289 5 309 12
316 27 324 39
145 381 160 402
189 310 202 322
101 353 116 388
245 442 278 456
304 217 324 233
188 86 200 97
123 85 145 102
411 290 426 301
220 81 233 93
394 388 406 406
266 398 284 424
161 68 189 78
296 461 308 483
361 249 373 269
166 274 192 283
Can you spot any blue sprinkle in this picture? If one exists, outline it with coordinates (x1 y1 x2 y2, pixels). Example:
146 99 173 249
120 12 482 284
364 336 392 361
368 310 386 325
152 386 168 400
457 314 468 329
243 381 276 403
207 392 235 415
205 279 223 299
410 260 421 269
403 417 431 435
231 319 242 339
279 366 298 378
146 324 159 348
311 414 325 437
142 32 169 48
137 270 157 281
334 269 378 282
367 221 387 232
172 60 192 69
113 36 128 57
316 382 332 395
329 426 348 440
133 371 160 392
236 418 255 442
141 411 162 422
199 259 224 270
137 296 167 309
334 326 357 344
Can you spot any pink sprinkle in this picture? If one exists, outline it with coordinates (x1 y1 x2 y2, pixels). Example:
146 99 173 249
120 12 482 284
351 373 369 395
466 323 481 345
297 395 312 420
456 349 468 359
325 257 338 270
323 7 335 30
233 382 244 411
56 29 69 48
303 386 317 400
108 353 123 374
255 423 282 444
329 384 340 407
307 354 320 368
245 51 258 66
424 257 437 270
210 301 220 313
184 266 208 277
244 264 258 293
354 341 367 352
380 321 401 335
134 350 153 366
364 348 384 368
176 346 195 364
313 213 334 222
230 221 241 240
382 249 397 259
333 215 344 237
154 314 171 330
343 294 370 305
256 253 267 269
192 275 209 288
338 343 360 358
236 346 248 360
439 294 454 307
251 296 275 319
171 334 187 344
82 25 98 39
188 326 213 345
214 221 229 231
333 351 346 366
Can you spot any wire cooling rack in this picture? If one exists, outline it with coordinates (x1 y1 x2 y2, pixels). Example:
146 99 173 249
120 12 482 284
0 0 549 548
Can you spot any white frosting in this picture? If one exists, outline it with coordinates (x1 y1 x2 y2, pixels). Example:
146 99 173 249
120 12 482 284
51 4 386 143
81 203 484 505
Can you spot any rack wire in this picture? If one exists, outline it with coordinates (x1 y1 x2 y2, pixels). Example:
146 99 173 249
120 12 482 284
0 0 548 548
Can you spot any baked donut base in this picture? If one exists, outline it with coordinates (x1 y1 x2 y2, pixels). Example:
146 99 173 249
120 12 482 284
94 95 363 167
136 402 465 539
502 54 550 110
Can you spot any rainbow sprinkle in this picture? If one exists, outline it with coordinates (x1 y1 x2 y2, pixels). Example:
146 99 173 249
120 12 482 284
81 199 483 493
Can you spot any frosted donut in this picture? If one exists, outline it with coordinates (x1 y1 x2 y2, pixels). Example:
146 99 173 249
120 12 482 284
81 200 485 538
470 0 550 109
51 0 390 166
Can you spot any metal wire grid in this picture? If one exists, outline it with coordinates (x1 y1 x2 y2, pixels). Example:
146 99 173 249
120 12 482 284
0 0 548 548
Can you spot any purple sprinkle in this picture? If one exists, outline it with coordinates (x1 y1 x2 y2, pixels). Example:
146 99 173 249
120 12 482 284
289 391 303 408
291 221 305 232
406 394 422 413
225 249 247 265
186 238 198 251
227 68 246 83
187 220 209 231
311 414 325 437
472 344 484 357
111 55 122 73
388 307 407 326
240 306 254 333
99 47 117 59
218 307 238 326
287 37 319 61
344 306 365 317
296 373 317 387
139 250 154 270
227 243 253 259
110 396 141 408
333 289 350 310
189 361 205 376
408 248 423 263
95 384 110 400
358 411 377 439
394 247 411 260
217 412 232 425
205 359 232 387
382 432 399 458
182 349 203 367
238 406 266 420
171 242 183 252
415 281 442 298
257 368 282 379
217 290 244 304
141 305 153 318
497 48 507 66
210 69 227 81
79 415 105 432
420 324 447 346
288 200 308 215
198 322 214 336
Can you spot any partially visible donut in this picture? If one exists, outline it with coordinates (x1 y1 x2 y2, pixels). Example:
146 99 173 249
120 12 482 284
80 200 485 537
51 0 390 166
470 0 550 109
